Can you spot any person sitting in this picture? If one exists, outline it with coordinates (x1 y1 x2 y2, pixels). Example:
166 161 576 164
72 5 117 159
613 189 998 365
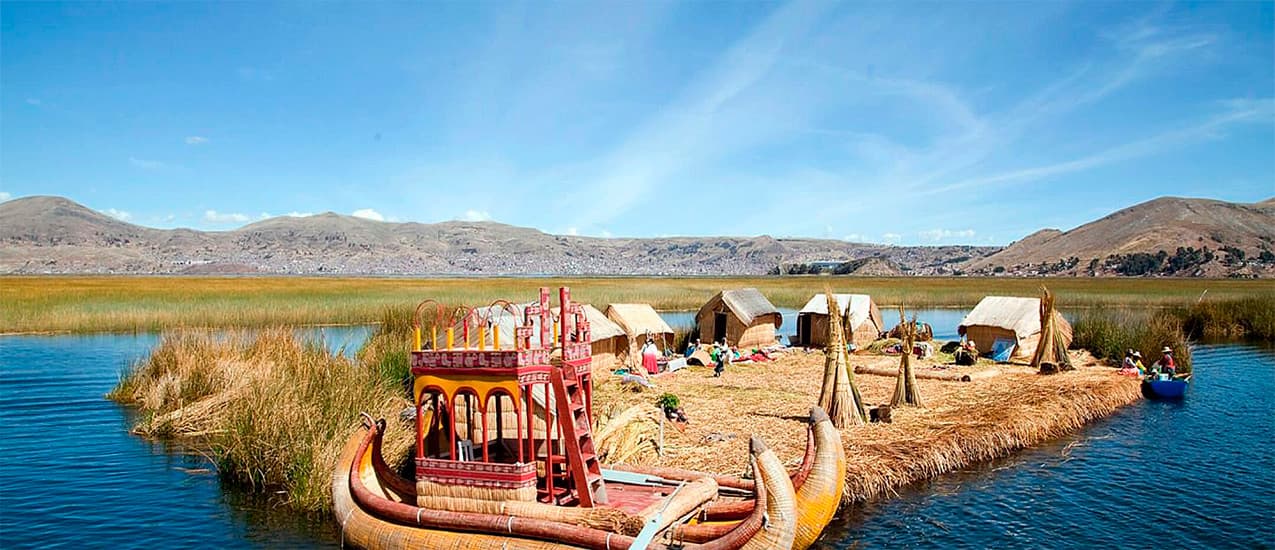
954 339 977 366
1154 347 1176 378
1119 350 1145 376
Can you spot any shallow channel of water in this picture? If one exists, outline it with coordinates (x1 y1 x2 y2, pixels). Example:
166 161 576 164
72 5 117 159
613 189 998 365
0 319 1270 548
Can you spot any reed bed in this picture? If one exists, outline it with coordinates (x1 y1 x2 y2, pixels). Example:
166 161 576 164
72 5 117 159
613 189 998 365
108 328 413 513
591 350 1140 504
5 275 1268 333
1177 294 1275 341
1072 307 1194 372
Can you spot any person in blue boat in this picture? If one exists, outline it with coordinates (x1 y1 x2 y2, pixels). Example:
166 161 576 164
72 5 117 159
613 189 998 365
1153 347 1176 378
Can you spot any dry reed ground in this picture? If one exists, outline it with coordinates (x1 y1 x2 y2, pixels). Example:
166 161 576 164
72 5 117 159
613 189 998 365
591 350 1141 504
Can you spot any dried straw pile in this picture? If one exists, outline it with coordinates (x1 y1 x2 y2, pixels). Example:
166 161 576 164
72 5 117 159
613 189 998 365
591 349 1140 504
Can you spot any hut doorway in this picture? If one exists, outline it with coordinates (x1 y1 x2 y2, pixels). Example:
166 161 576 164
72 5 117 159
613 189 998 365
713 312 727 343
798 314 812 347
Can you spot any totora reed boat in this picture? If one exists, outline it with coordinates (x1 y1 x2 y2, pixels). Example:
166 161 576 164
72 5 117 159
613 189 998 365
332 287 844 549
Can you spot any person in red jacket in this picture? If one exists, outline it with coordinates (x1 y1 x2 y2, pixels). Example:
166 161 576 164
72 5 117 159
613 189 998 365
1154 346 1176 377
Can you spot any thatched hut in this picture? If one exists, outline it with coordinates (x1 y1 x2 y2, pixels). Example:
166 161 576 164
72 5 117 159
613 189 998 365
695 288 782 349
604 303 676 366
958 296 1072 363
553 304 626 372
796 293 883 349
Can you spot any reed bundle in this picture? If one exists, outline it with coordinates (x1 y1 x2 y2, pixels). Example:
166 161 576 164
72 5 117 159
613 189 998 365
817 290 867 427
594 404 660 465
740 437 797 550
1032 286 1074 373
891 306 924 407
414 496 645 535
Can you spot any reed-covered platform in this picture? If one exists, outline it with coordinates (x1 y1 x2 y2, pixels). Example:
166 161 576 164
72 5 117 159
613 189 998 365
592 350 1142 504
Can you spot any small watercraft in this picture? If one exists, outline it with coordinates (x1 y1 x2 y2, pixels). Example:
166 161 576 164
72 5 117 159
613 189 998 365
1141 375 1190 399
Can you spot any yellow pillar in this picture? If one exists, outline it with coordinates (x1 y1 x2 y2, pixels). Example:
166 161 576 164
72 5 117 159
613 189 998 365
478 326 487 351
446 327 455 350
431 327 438 350
413 327 422 351
493 326 501 350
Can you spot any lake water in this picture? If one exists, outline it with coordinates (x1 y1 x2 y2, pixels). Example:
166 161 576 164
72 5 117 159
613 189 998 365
1 322 1271 548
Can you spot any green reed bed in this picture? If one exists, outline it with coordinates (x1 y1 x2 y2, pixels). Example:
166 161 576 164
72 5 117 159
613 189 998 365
108 325 414 513
1071 308 1194 373
1177 295 1275 341
5 275 1270 334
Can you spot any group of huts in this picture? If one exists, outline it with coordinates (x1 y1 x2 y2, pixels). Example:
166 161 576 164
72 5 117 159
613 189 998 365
691 288 1071 364
474 288 1071 372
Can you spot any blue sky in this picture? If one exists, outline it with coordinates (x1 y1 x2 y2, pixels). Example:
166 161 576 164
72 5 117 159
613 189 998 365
1 1 1271 245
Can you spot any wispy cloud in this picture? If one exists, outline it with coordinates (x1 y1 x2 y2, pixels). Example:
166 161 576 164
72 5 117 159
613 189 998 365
927 98 1275 195
917 228 976 242
101 208 132 221
185 136 209 145
881 233 903 244
0 192 11 202
565 0 834 232
461 209 492 222
129 157 168 171
204 210 249 223
285 212 313 218
351 208 385 221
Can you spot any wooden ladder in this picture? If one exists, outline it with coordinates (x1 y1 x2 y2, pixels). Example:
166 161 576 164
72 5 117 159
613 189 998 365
550 364 608 506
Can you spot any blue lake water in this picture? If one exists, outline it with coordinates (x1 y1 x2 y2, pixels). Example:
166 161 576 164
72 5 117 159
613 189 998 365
1 321 1271 548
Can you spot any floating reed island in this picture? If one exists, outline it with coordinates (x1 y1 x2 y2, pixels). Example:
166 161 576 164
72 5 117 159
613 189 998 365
591 350 1141 505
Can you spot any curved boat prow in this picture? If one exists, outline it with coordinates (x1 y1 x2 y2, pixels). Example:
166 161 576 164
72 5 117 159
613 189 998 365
790 407 845 550
334 416 789 550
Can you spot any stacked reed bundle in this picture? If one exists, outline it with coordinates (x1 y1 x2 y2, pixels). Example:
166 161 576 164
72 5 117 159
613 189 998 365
594 404 660 465
1032 286 1074 373
817 290 867 427
891 307 924 407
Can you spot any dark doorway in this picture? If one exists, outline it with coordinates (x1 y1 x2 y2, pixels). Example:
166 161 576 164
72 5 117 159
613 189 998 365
713 311 728 343
798 314 812 347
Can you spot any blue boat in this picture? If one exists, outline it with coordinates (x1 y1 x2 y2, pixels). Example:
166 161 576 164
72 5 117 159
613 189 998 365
1141 375 1190 399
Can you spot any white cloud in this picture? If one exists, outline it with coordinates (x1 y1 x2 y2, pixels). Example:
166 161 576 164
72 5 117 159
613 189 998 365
286 211 314 218
918 228 976 242
185 136 209 145
204 210 250 223
881 233 902 244
0 192 11 202
843 233 867 242
129 157 167 171
462 209 492 222
565 227 579 236
351 208 385 221
599 229 613 238
101 208 132 221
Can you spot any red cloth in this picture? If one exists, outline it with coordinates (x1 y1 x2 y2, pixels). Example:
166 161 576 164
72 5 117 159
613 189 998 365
642 352 659 375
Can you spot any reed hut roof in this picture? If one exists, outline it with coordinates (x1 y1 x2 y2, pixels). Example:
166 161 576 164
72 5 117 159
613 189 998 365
699 288 782 327
553 303 626 342
799 293 881 331
958 296 1047 335
604 303 674 336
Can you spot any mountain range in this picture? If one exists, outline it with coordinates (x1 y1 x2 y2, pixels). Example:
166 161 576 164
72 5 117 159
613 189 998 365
1 195 1271 277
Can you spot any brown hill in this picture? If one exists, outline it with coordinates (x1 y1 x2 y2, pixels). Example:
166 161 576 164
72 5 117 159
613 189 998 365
964 196 1275 275
0 196 996 275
